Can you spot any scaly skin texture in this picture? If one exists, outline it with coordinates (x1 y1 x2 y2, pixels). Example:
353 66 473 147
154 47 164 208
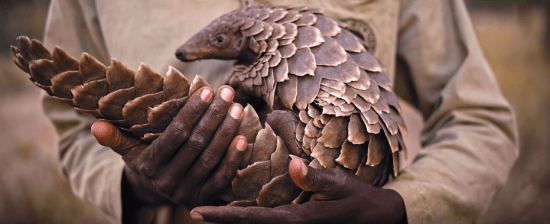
11 5 407 209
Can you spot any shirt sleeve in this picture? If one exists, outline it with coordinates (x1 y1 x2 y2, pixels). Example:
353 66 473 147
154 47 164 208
383 0 519 223
42 0 124 222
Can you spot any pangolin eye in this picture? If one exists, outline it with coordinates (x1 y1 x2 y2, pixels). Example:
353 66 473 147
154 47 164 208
214 36 225 44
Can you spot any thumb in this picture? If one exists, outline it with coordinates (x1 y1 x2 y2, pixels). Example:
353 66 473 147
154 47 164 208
91 120 144 155
288 158 345 193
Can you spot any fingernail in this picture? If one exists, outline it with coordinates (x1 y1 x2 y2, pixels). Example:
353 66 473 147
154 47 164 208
229 104 243 119
190 211 204 221
236 137 246 151
220 87 234 102
201 88 213 102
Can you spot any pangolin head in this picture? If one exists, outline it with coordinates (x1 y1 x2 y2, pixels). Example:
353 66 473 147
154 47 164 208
175 10 253 62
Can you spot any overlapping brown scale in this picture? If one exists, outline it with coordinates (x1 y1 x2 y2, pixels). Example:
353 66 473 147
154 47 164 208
390 107 408 136
256 173 302 207
348 69 371 90
335 140 366 169
188 75 211 95
269 23 286 40
52 47 80 72
106 59 135 93
30 39 53 60
348 114 370 144
281 23 297 40
257 8 271 21
251 124 278 164
277 10 301 24
97 87 136 120
356 79 380 104
333 29 364 53
254 23 274 41
79 53 107 83
133 63 163 97
51 71 82 99
311 144 339 169
122 91 162 125
349 51 382 73
379 121 400 154
380 112 399 136
278 38 293 46
266 39 279 53
16 36 33 61
295 74 322 110
311 36 347 66
295 122 305 143
71 79 108 110
147 97 188 133
287 47 316 77
294 12 316 26
237 105 262 144
264 8 288 23
294 26 324 49
315 55 360 83
270 136 291 178
340 85 358 104
162 66 190 101
304 119 320 138
29 59 56 86
245 21 265 36
276 75 297 109
243 18 255 29
368 71 392 91
232 160 271 200
372 96 390 114
317 116 348 148
279 42 297 59
13 53 30 74
366 133 385 166
313 15 340 37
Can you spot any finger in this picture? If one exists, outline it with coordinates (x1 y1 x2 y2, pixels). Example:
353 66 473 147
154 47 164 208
91 120 144 155
288 158 348 193
197 135 247 205
158 86 234 198
183 103 244 197
135 87 213 177
191 200 344 224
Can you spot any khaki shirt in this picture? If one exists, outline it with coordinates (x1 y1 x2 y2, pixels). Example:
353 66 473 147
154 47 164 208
42 0 518 223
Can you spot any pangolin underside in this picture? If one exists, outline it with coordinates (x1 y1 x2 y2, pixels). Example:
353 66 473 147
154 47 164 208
11 5 407 208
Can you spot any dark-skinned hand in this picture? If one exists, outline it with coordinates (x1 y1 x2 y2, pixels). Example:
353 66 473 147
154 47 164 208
190 158 407 224
91 86 247 210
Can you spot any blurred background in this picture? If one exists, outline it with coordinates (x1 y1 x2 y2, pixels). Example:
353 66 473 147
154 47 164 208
0 0 549 223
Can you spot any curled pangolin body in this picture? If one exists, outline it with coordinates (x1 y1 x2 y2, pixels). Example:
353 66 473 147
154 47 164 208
11 5 407 208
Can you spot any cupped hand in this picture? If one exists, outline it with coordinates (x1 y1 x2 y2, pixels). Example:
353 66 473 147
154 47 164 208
91 86 247 209
190 158 407 224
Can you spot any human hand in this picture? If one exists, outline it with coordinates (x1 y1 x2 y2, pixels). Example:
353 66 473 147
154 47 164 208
190 158 407 224
91 86 247 209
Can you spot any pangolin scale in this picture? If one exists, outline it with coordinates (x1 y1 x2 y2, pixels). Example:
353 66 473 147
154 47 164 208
11 5 407 208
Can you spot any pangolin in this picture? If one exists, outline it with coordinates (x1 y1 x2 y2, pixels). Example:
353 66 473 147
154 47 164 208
11 5 407 208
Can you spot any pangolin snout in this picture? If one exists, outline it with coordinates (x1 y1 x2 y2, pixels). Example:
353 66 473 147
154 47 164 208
175 48 190 62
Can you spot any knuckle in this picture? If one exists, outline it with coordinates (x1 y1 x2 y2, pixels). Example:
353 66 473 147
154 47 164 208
187 131 209 150
208 101 228 118
138 162 157 178
169 121 190 141
151 176 176 195
199 153 218 170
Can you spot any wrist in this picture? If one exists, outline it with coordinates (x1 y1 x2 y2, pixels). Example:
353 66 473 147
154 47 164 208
122 166 172 205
